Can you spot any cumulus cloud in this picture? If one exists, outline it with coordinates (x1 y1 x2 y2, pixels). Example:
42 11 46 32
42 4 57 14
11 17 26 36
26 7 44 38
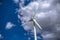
5 22 15 29
18 0 60 40
13 0 19 3
28 37 31 40
0 34 3 39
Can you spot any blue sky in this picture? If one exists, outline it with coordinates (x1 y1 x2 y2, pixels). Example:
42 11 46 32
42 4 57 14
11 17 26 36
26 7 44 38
0 0 43 40
0 0 27 40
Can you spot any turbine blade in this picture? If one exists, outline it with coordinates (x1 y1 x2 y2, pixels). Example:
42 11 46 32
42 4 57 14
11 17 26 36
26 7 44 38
33 18 42 30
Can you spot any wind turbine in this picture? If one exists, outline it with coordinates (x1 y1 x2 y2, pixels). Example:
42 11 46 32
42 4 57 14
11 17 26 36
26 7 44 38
29 13 42 40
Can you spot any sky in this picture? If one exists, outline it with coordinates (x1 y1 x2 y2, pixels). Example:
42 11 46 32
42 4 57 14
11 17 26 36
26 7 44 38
0 0 60 40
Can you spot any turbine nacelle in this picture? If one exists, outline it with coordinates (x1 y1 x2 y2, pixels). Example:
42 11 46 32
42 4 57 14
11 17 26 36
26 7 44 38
29 17 42 30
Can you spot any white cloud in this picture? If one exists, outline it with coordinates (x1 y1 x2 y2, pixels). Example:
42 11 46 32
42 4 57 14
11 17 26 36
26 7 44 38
37 36 41 39
13 0 19 3
0 34 3 39
41 1 50 8
17 0 60 40
28 37 31 40
5 22 15 29
42 33 55 38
